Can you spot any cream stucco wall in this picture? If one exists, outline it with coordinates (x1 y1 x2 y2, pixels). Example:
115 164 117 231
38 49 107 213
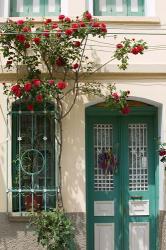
0 0 166 214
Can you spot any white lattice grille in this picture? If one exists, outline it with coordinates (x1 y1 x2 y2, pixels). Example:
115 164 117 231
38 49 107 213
128 124 148 191
94 124 114 191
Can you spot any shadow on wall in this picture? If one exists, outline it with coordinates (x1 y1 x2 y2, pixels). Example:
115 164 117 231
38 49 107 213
62 95 88 212
0 213 44 250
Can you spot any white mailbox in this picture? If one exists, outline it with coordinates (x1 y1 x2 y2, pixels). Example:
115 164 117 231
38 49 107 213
94 201 114 216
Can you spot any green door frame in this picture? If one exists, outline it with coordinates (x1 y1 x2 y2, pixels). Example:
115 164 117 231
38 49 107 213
85 104 159 250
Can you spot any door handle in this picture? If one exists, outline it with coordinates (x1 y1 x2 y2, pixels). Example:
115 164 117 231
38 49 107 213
130 196 143 200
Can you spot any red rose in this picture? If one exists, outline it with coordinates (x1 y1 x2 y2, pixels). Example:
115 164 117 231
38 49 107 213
6 60 12 65
17 19 25 25
22 26 31 32
33 79 41 87
101 27 107 33
73 41 81 47
27 104 34 111
57 81 67 90
36 94 43 103
65 29 73 36
56 57 65 66
72 63 79 70
112 93 119 102
43 30 49 37
84 11 92 20
131 47 139 55
52 23 58 29
101 23 106 28
11 84 22 97
58 14 65 20
121 105 130 115
92 22 100 28
72 23 79 31
159 149 166 156
44 18 52 25
48 79 55 85
24 82 32 92
116 43 123 49
16 34 26 43
79 21 86 27
137 45 144 53
25 42 30 48
100 23 107 33
65 17 71 22
33 37 41 45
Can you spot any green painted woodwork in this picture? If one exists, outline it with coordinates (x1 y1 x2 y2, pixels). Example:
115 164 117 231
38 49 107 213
127 0 144 16
86 104 158 250
93 0 144 16
44 0 61 16
10 0 60 17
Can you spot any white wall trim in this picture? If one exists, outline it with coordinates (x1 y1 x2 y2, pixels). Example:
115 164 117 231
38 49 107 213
61 0 68 15
1 0 9 18
145 0 155 16
87 0 93 14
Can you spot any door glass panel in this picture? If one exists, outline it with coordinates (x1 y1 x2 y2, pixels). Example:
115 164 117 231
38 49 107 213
94 124 114 191
128 124 148 191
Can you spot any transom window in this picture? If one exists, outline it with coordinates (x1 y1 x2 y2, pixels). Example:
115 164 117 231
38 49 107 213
10 102 57 212
10 0 61 17
93 0 144 16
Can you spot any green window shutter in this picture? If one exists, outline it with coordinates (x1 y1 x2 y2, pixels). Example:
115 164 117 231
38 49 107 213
94 0 111 16
93 0 144 16
112 0 127 16
10 0 30 17
27 0 45 17
10 0 48 17
127 0 144 16
44 0 61 16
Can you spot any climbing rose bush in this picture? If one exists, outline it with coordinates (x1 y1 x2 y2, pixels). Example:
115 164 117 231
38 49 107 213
0 11 147 114
159 143 166 163
114 37 148 70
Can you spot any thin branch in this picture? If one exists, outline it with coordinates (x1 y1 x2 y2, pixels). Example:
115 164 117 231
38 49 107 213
61 37 88 119
79 56 116 82
61 74 79 119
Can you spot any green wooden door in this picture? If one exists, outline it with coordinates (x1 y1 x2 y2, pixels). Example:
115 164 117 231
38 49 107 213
86 107 158 250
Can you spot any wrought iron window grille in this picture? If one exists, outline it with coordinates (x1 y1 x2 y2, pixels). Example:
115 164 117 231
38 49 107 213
6 100 58 214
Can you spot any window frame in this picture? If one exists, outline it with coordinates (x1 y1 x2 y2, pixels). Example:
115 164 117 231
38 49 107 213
10 101 57 213
93 0 144 16
9 0 61 17
86 0 156 17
